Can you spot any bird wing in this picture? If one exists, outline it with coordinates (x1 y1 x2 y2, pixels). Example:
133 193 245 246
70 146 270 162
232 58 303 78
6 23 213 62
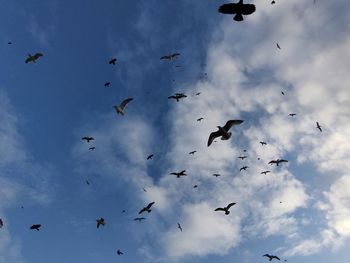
223 119 244 131
207 130 222 147
268 160 277 164
226 203 236 210
119 98 133 110
218 3 239 14
160 55 171 60
273 256 281 260
279 159 288 163
214 207 225 212
146 202 155 209
25 57 32 63
138 208 147 214
171 53 180 58
33 53 43 59
241 4 256 15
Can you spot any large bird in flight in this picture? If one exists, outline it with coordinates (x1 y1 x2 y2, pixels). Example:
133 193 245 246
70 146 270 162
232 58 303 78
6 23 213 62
160 53 180 60
170 170 187 178
96 218 105 228
113 98 133 115
263 254 281 261
261 171 271 175
109 58 117 65
139 202 155 214
25 53 43 63
316 122 322 132
215 203 236 215
177 223 182 232
30 224 41 231
218 0 256 21
269 159 288 166
168 93 187 102
207 120 244 147
82 136 94 143
0 218 3 228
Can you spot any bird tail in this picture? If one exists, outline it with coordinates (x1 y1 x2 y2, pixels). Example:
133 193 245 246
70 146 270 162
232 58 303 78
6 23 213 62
234 13 244 21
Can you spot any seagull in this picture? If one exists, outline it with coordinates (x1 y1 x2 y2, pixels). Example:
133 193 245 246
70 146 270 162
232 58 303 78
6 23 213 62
117 249 124 255
177 223 182 232
104 82 111 87
238 156 247 160
197 117 204 122
189 151 197 155
160 53 180 60
109 58 117 65
260 141 267 146
269 159 288 166
261 171 271 175
142 188 147 192
0 218 3 228
25 53 43 63
276 43 281 49
195 92 201 96
212 173 221 177
89 147 95 150
30 224 41 231
147 154 154 160
281 91 285 95
215 202 236 215
263 254 281 261
218 0 256 21
170 170 187 178
134 217 146 222
96 217 105 228
139 202 155 214
271 0 275 4
193 185 198 188
240 166 248 171
113 98 133 115
207 120 244 147
8 42 12 45
289 113 296 117
168 93 187 102
82 136 94 143
316 122 322 132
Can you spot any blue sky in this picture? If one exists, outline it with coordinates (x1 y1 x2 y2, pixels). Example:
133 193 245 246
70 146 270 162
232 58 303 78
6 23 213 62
1 0 350 262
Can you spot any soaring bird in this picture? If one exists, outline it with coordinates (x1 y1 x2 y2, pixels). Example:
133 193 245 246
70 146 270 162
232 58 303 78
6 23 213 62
82 136 94 143
160 53 180 60
147 154 154 160
96 217 105 228
30 224 41 231
109 58 117 65
134 217 146 222
193 185 198 188
104 82 111 87
170 170 187 178
207 120 244 147
139 202 155 214
0 218 3 228
240 166 248 171
218 0 256 21
117 249 124 255
113 98 133 115
212 173 221 177
316 122 322 132
215 203 236 215
269 159 288 166
260 141 267 146
289 113 296 117
281 91 285 95
276 43 281 49
89 147 95 150
25 53 43 63
238 156 247 160
263 254 281 261
195 92 201 96
271 0 275 4
177 223 182 232
261 171 271 175
189 150 197 155
168 93 187 102
197 117 204 122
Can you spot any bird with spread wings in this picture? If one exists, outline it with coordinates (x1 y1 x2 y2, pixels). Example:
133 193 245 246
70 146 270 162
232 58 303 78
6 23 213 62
113 98 133 116
207 120 244 147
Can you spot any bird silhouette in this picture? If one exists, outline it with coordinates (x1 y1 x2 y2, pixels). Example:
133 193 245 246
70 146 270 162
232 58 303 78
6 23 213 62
104 82 111 87
109 58 117 65
0 218 3 228
25 53 43 63
147 154 154 160
139 202 155 214
193 185 198 188
117 249 124 255
134 217 146 222
195 92 201 96
263 254 281 261
160 53 180 60
240 166 248 171
85 180 90 185
189 151 197 155
289 113 296 117
113 98 133 116
82 136 94 143
218 0 256 21
271 0 275 4
177 223 182 232
96 217 105 228
215 203 236 215
238 156 247 160
207 120 244 147
170 170 187 178
281 91 285 95
260 141 267 146
276 43 281 49
316 122 322 132
212 173 221 177
89 147 95 150
30 224 41 231
197 117 204 122
168 93 187 102
261 171 271 175
269 159 288 166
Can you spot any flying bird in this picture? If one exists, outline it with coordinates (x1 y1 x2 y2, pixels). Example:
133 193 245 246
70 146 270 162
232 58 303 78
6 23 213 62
260 141 267 146
193 185 198 188
238 156 247 160
109 58 117 65
197 117 204 122
189 151 197 155
263 254 281 261
215 202 236 215
113 98 133 115
276 43 281 49
139 202 155 214
96 217 105 228
289 113 296 117
134 217 146 222
160 53 180 60
271 0 276 4
117 249 124 255
269 159 288 166
30 224 41 231
82 136 94 143
142 188 147 192
281 91 285 95
104 82 111 87
0 218 3 228
147 154 154 160
218 0 256 21
316 122 322 132
170 170 187 178
261 171 271 175
207 120 244 147
86 180 90 185
240 166 248 171
177 223 182 232
212 173 221 177
25 53 43 63
195 92 201 96
89 147 95 150
168 93 187 102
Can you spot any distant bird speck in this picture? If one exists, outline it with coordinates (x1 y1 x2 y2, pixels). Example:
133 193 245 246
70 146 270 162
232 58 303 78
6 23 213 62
160 53 180 60
25 53 43 63
96 217 105 228
147 154 154 160
109 58 117 65
316 122 322 132
170 170 187 178
189 150 197 155
30 224 41 231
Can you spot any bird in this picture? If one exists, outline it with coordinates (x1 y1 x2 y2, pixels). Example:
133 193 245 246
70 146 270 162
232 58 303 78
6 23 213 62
260 141 267 146
134 217 146 222
218 0 256 21
85 180 90 185
193 185 198 188
147 154 154 160
142 188 147 192
195 92 201 96
117 249 124 255
212 173 221 177
269 159 288 166
281 91 285 95
197 117 204 122
189 151 197 155
7 42 12 45
215 203 236 215
263 254 281 261
160 53 180 60
89 147 95 150
289 113 296 117
238 156 247 160
170 170 187 178
168 93 187 102
109 58 117 65
113 98 133 116
261 171 271 175
82 136 94 143
316 122 322 132
30 224 41 231
25 53 43 63
0 218 3 228
207 120 244 147
276 43 281 49
139 202 155 214
104 82 111 87
96 217 105 228
240 166 248 171
177 223 182 232
271 0 275 4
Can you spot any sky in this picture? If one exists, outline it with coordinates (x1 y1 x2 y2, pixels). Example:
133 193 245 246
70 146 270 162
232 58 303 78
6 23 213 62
0 0 350 262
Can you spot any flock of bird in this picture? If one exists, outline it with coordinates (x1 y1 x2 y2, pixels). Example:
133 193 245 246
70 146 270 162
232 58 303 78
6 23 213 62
0 0 322 262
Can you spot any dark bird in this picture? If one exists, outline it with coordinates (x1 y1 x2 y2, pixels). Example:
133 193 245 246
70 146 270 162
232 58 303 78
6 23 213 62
263 254 281 261
168 93 187 102
117 249 124 255
82 136 94 143
240 166 248 171
104 82 111 87
96 217 105 228
281 91 285 95
177 223 182 232
147 154 154 160
85 180 90 185
25 53 43 63
7 42 12 45
269 159 288 166
316 122 322 132
139 202 155 214
207 120 244 147
289 113 296 117
30 224 41 231
193 185 198 188
261 171 271 175
215 203 236 215
276 43 281 49
160 53 180 60
238 156 247 160
212 173 221 177
260 141 267 146
109 58 117 65
170 170 187 178
271 0 275 4
0 218 3 228
195 92 201 96
142 188 147 192
134 217 146 222
189 151 197 155
218 0 256 21
113 98 133 115
89 147 95 150
197 117 204 122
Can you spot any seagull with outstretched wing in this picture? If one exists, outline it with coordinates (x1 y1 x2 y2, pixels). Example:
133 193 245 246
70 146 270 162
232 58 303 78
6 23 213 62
109 58 117 65
218 0 256 21
82 136 94 143
269 159 288 166
263 254 281 261
160 53 180 60
113 98 133 115
25 53 43 63
316 122 322 132
139 202 155 214
207 120 244 147
96 217 105 228
170 170 187 178
215 203 236 215
261 171 271 175
30 224 41 231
